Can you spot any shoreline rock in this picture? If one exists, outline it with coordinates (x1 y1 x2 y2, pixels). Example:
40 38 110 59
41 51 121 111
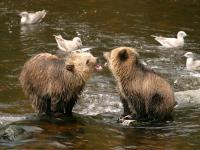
175 88 200 106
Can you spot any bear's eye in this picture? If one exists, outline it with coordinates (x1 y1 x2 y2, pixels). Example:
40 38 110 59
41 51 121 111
86 59 90 65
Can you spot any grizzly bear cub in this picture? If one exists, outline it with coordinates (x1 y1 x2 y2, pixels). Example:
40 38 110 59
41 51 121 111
20 52 101 115
104 47 176 121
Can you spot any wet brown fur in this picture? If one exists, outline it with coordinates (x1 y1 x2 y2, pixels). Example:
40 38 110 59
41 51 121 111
19 52 97 115
104 47 176 121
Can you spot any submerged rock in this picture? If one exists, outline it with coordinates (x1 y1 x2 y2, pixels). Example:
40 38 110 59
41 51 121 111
0 125 26 142
0 125 27 142
0 125 42 143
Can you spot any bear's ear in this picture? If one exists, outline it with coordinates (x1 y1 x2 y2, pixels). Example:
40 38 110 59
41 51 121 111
66 64 74 71
118 49 128 61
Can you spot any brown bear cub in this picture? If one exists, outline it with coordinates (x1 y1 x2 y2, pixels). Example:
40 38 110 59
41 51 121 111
104 47 176 121
20 52 101 115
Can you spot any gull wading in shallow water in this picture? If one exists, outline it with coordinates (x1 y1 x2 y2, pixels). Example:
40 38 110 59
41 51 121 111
54 35 83 52
19 10 47 24
184 52 200 71
151 31 187 48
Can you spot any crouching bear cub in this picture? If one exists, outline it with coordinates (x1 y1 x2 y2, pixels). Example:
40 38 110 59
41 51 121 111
104 47 176 121
20 52 101 115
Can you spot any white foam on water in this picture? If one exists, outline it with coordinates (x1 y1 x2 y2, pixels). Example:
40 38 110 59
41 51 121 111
74 93 122 116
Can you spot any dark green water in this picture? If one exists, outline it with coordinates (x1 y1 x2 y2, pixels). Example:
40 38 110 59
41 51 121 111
0 0 200 149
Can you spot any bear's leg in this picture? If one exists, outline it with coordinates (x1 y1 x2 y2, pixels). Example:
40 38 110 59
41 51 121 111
64 99 76 115
31 94 49 115
147 93 174 121
40 95 52 115
51 97 62 113
134 104 147 121
130 97 148 121
148 93 164 121
118 96 136 123
120 96 132 117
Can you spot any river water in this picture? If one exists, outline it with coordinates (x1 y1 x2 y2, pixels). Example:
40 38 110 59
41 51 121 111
0 0 200 149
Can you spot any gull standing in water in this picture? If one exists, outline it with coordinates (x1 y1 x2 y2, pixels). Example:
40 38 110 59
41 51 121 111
19 10 47 24
184 52 200 71
151 31 187 48
54 35 83 52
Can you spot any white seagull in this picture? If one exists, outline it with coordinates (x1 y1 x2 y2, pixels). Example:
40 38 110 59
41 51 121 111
19 10 47 24
54 35 83 52
152 31 187 48
184 52 200 71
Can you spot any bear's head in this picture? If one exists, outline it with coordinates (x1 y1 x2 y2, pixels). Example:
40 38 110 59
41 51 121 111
65 52 101 81
103 47 139 79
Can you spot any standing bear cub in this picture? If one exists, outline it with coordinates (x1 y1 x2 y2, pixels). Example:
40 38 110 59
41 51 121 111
20 52 101 115
104 47 176 121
